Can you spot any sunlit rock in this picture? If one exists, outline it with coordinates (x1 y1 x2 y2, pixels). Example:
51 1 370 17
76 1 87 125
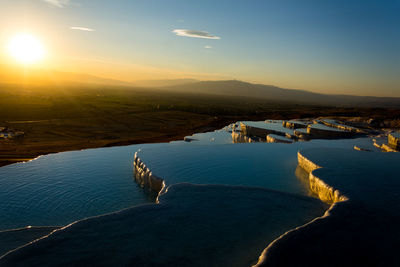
388 132 400 150
266 134 292 144
353 145 371 152
381 143 398 152
293 128 310 140
319 119 362 133
240 121 297 140
232 131 250 143
282 120 308 129
307 123 354 139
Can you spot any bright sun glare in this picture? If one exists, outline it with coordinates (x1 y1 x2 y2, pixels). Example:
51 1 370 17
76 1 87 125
7 33 45 64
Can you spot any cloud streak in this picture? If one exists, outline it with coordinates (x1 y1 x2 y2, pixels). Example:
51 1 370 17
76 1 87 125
42 0 70 8
173 29 220 39
70 26 95 32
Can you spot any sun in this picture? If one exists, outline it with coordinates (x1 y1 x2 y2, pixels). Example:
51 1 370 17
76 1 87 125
7 33 45 65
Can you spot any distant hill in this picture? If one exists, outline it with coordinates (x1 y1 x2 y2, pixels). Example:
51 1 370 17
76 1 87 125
163 80 400 107
1 65 398 107
132 79 198 88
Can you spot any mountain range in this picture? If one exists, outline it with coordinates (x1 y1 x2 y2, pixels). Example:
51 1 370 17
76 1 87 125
1 65 399 107
163 80 400 107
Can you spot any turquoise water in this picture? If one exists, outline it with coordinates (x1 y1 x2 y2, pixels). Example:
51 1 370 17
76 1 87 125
0 122 379 230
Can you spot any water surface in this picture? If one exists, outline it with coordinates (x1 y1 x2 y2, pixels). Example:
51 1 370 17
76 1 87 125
0 144 155 230
0 122 378 230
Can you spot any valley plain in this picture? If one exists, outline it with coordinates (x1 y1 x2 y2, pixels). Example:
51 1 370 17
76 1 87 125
1 82 400 167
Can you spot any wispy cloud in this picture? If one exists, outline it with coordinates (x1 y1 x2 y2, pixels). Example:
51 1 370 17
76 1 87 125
172 29 221 39
42 0 70 8
70 26 95 32
204 45 212 49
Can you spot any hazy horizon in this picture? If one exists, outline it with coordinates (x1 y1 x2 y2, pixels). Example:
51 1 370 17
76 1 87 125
2 64 400 99
1 0 399 97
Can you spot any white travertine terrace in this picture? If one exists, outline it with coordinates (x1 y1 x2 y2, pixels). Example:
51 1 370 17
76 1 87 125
241 119 359 141
255 148 400 267
266 134 292 144
297 151 348 204
353 145 372 152
0 142 332 266
2 119 398 266
133 152 165 193
381 143 398 152
240 121 295 139
282 120 308 129
319 119 361 133
375 132 400 152
293 128 309 139
388 132 400 150
231 131 255 143
306 123 354 139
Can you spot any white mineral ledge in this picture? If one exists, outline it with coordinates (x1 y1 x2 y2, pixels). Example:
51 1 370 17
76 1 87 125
255 148 400 267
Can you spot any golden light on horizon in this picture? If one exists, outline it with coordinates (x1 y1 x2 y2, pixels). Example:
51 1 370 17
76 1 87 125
7 33 45 65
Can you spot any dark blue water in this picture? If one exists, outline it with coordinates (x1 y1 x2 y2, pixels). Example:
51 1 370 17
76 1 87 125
0 144 156 230
137 143 306 193
0 123 379 230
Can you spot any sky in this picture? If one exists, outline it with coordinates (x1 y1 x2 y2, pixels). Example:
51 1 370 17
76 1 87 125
0 0 399 96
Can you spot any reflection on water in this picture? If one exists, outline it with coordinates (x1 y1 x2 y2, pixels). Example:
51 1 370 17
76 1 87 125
294 166 318 198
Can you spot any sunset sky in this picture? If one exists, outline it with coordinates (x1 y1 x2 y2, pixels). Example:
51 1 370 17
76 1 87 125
0 0 399 96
